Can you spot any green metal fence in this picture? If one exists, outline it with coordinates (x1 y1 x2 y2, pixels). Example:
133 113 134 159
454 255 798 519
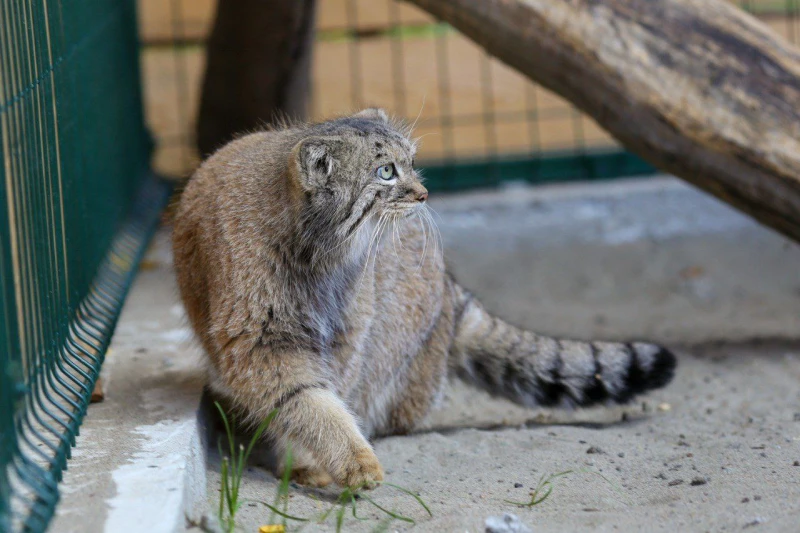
0 1 169 530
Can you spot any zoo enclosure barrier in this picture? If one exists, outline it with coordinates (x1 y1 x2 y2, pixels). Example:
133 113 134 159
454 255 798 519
0 0 169 531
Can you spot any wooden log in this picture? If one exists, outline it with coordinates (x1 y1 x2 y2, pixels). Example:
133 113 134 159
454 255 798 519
404 0 800 242
197 0 317 157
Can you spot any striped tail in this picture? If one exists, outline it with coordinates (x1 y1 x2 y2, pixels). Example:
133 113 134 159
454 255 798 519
449 283 676 407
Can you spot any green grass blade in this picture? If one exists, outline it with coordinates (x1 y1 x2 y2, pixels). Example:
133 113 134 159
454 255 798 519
504 470 573 507
231 444 244 512
380 482 433 517
349 493 369 521
214 401 237 462
235 409 277 492
244 409 278 460
243 499 309 522
532 483 554 505
360 495 415 524
336 499 347 533
271 445 293 525
222 458 235 516
218 454 226 519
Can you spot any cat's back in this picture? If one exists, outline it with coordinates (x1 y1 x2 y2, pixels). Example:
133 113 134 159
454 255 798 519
172 128 301 346
182 129 297 207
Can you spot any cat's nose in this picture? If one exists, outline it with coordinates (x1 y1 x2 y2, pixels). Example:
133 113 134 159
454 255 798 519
417 192 428 203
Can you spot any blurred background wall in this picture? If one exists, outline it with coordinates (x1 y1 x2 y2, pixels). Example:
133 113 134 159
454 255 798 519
137 0 799 180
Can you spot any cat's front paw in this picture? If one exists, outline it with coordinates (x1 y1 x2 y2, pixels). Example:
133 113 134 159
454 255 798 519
335 447 384 489
291 467 334 488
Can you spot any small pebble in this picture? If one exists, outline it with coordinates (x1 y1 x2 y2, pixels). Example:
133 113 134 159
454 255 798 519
743 517 766 528
793 461 800 467
668 479 684 486
485 513 532 533
658 403 672 412
617 452 625 458
586 446 604 455
690 477 708 486
514 482 523 488
742 497 750 503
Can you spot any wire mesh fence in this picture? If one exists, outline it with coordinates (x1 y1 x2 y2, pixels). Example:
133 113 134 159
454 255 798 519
139 0 800 190
0 1 169 530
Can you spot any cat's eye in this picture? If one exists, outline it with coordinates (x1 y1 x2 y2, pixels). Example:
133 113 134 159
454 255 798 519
376 164 395 181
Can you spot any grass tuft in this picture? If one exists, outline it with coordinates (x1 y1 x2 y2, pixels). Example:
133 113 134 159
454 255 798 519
215 402 278 533
504 470 574 507
214 401 432 532
505 467 632 508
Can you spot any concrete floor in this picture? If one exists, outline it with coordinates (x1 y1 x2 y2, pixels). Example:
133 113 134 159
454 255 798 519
207 342 800 532
54 176 800 532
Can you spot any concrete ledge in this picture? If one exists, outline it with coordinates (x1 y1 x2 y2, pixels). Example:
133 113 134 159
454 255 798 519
51 234 207 533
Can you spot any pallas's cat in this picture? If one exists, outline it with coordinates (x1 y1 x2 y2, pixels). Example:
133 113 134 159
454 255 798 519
172 109 675 489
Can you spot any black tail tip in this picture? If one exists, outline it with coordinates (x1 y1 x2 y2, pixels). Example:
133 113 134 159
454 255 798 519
647 346 678 390
616 344 678 403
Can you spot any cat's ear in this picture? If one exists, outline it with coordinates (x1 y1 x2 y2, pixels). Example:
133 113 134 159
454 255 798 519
293 137 342 190
353 107 389 123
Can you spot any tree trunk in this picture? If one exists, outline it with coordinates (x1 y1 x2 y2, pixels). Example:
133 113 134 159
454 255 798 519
197 0 317 157
405 0 800 242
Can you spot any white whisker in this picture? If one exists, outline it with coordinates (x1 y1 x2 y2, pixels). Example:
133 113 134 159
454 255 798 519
425 204 445 224
363 218 390 289
319 210 375 260
412 131 439 146
423 206 443 269
408 94 426 135
416 211 428 273
356 213 388 292
391 216 402 262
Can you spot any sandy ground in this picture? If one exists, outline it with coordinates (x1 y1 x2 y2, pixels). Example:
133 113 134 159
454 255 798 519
204 342 800 533
198 180 800 532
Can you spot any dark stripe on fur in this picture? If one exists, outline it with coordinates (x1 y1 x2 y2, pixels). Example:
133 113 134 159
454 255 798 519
582 343 607 405
346 194 378 236
537 341 567 406
272 381 327 411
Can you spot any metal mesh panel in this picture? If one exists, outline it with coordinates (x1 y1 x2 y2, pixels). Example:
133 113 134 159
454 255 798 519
139 0 800 190
0 1 168 531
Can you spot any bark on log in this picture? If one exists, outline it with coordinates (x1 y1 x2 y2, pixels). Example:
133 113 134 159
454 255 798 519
197 0 317 157
405 0 800 242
